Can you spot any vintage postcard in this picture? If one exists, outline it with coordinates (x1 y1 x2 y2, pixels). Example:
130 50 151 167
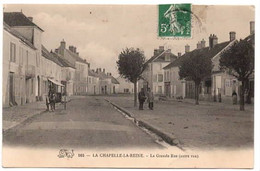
2 3 255 168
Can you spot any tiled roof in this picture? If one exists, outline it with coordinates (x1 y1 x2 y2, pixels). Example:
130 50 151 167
4 12 44 31
145 50 177 64
88 69 99 77
51 52 76 69
41 45 64 67
108 75 120 84
244 34 254 45
4 22 37 50
65 49 89 65
163 41 231 70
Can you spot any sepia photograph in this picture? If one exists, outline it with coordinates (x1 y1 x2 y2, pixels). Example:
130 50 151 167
1 2 257 168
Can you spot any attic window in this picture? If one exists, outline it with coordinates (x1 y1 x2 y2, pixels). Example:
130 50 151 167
165 55 170 62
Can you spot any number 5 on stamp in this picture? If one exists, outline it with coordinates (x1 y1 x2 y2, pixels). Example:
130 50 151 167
158 4 191 37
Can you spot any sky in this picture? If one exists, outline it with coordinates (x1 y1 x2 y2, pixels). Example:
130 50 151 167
3 4 255 77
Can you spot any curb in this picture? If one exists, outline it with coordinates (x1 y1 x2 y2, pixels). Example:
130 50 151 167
105 99 182 148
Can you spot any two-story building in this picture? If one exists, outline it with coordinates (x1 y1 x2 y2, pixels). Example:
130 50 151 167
55 41 89 95
139 46 177 95
3 12 44 106
163 32 241 102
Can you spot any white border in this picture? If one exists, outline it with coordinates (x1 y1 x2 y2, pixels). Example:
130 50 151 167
0 1 259 171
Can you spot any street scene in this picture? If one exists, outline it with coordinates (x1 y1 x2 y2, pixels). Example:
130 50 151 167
2 4 255 168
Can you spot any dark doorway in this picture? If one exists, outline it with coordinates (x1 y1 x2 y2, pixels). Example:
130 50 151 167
9 72 16 106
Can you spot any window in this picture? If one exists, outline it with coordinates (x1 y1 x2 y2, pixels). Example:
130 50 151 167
36 53 40 67
10 42 16 62
158 86 162 94
19 47 23 65
158 74 163 82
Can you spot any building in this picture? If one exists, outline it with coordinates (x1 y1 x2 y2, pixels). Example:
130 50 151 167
3 12 44 107
95 68 119 95
116 76 134 94
163 32 239 102
51 52 76 96
41 45 64 98
87 69 100 95
139 46 177 95
55 40 89 95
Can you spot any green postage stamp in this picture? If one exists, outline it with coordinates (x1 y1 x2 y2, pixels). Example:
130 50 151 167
158 4 191 37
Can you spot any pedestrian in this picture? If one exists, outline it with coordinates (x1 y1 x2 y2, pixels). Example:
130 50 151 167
49 92 56 112
232 91 237 105
62 92 67 110
147 88 154 110
138 88 146 110
45 93 50 111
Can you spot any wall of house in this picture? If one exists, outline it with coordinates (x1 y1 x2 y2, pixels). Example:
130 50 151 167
152 62 169 95
74 61 88 95
87 76 99 95
3 29 38 107
117 77 134 94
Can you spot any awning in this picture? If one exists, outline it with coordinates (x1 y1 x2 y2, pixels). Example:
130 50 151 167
48 78 64 87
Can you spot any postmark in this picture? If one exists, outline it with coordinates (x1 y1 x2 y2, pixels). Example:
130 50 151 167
158 4 191 38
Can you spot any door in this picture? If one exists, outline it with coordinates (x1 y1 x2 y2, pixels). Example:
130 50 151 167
9 72 15 105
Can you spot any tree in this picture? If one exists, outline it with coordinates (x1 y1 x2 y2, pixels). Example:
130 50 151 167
220 39 254 111
179 51 213 105
117 48 147 107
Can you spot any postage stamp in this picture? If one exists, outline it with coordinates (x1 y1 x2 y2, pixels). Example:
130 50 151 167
158 4 191 37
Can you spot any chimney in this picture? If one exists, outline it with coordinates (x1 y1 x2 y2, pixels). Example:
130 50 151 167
159 46 164 53
197 41 202 49
99 68 102 72
28 17 33 22
185 44 190 53
250 21 255 35
229 32 236 41
96 68 99 73
74 47 77 53
69 46 74 52
60 39 66 50
209 34 218 49
165 49 171 61
178 52 182 57
103 68 105 73
154 49 159 56
110 73 112 76
55 48 59 53
201 39 206 48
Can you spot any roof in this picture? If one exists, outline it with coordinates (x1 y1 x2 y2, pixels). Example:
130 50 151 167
108 75 120 84
163 41 231 70
145 50 177 64
88 69 99 77
4 22 37 50
95 71 119 84
41 45 64 67
4 12 44 31
244 34 255 46
65 49 89 65
51 52 76 69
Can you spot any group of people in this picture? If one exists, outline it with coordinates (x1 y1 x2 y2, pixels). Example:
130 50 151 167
138 88 154 110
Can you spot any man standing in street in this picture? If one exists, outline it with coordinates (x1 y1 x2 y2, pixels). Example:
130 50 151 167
138 88 146 110
147 88 154 110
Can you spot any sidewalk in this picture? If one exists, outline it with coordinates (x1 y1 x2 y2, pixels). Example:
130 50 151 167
2 101 48 131
2 100 66 132
106 96 254 150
